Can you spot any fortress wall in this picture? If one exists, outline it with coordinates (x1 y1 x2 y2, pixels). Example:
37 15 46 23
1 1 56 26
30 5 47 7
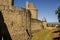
46 26 59 30
0 0 13 6
1 7 31 40
31 19 42 32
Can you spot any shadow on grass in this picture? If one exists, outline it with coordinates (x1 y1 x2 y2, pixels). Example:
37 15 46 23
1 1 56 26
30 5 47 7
53 30 60 33
53 37 60 40
53 30 60 40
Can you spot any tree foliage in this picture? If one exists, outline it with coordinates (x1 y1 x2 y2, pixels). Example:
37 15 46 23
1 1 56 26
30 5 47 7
55 6 60 22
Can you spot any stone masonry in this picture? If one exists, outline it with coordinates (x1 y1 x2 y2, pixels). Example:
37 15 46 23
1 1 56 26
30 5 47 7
0 0 31 40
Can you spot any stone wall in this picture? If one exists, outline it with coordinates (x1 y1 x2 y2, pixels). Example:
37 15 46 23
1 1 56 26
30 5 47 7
0 0 14 6
0 5 31 40
31 18 42 32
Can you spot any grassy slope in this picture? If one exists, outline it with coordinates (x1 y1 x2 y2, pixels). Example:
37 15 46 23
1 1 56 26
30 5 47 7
32 30 53 40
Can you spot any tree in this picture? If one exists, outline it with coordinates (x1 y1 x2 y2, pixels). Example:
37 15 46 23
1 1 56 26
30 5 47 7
55 6 60 22
55 6 60 30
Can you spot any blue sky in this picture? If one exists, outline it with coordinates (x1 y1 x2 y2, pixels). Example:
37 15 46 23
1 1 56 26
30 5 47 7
14 0 60 22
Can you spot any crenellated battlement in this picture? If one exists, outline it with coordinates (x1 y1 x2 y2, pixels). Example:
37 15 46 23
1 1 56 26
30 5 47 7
0 0 14 6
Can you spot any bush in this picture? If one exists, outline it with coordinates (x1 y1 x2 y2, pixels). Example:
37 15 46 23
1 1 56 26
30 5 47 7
57 25 60 30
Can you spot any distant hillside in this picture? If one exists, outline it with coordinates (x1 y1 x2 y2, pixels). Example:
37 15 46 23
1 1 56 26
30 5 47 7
47 22 60 24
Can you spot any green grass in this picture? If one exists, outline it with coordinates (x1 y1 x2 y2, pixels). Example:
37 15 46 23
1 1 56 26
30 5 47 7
32 30 53 40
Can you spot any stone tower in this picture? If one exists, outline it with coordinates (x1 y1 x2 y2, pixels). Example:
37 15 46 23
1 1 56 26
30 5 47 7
42 17 47 29
26 1 38 19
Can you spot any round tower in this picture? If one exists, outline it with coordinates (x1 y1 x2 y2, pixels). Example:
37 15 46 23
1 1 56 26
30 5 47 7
42 17 47 29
